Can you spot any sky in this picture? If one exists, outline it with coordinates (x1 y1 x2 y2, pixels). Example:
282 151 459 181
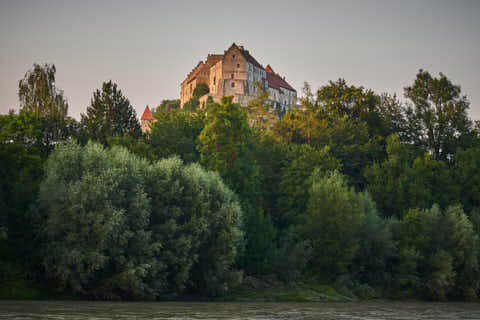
1 0 479 120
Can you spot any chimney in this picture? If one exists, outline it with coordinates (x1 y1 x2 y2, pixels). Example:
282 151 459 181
239 45 244 50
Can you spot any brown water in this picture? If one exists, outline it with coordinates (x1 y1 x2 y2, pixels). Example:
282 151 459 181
1 301 480 319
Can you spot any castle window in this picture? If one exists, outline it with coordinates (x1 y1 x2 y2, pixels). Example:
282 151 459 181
232 55 235 59
231 73 234 79
231 82 235 88
237 63 240 68
213 76 216 85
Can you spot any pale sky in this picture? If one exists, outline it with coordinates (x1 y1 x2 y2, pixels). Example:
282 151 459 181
1 0 479 120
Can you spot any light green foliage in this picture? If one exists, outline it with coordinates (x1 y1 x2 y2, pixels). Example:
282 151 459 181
150 108 205 163
300 170 366 279
81 81 141 144
18 63 68 118
404 69 474 161
39 140 243 298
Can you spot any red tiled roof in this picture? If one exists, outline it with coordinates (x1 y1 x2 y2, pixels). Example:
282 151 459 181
266 66 296 92
141 105 153 120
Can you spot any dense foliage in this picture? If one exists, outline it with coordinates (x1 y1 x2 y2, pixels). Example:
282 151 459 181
38 141 242 299
2 64 480 301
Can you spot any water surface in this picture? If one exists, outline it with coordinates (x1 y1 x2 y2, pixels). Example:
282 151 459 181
1 301 480 319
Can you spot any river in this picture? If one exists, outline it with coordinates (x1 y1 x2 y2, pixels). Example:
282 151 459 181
1 301 480 319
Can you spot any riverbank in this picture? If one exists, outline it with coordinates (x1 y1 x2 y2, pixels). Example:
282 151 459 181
216 276 356 302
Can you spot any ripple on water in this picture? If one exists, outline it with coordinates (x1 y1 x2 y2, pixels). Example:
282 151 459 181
1 301 480 320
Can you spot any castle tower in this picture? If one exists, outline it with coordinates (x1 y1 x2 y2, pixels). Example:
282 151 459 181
140 105 154 133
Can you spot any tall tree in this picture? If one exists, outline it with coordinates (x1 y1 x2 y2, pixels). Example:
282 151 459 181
404 69 473 161
18 63 68 118
81 80 141 144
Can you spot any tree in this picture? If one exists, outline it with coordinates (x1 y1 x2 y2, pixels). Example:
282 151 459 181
404 69 474 161
365 134 454 218
18 63 68 118
398 205 479 300
157 99 180 111
38 140 243 298
315 79 385 137
183 83 209 111
351 203 395 293
81 80 141 144
300 170 366 279
149 108 205 163
39 141 155 298
198 97 259 203
198 97 276 276
276 144 340 229
273 84 379 189
246 82 278 132
145 157 243 296
454 147 480 213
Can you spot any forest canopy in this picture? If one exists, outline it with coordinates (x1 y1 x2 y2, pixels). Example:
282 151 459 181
1 64 480 301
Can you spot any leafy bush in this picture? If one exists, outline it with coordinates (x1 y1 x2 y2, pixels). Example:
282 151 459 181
38 140 243 299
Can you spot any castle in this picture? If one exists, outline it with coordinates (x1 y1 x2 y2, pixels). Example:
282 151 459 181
180 43 297 110
141 43 297 133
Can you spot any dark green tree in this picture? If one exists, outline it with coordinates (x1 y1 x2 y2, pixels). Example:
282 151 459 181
398 205 479 300
454 147 480 213
198 97 275 275
39 140 243 298
149 108 205 163
365 134 454 218
276 144 340 229
81 80 141 144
